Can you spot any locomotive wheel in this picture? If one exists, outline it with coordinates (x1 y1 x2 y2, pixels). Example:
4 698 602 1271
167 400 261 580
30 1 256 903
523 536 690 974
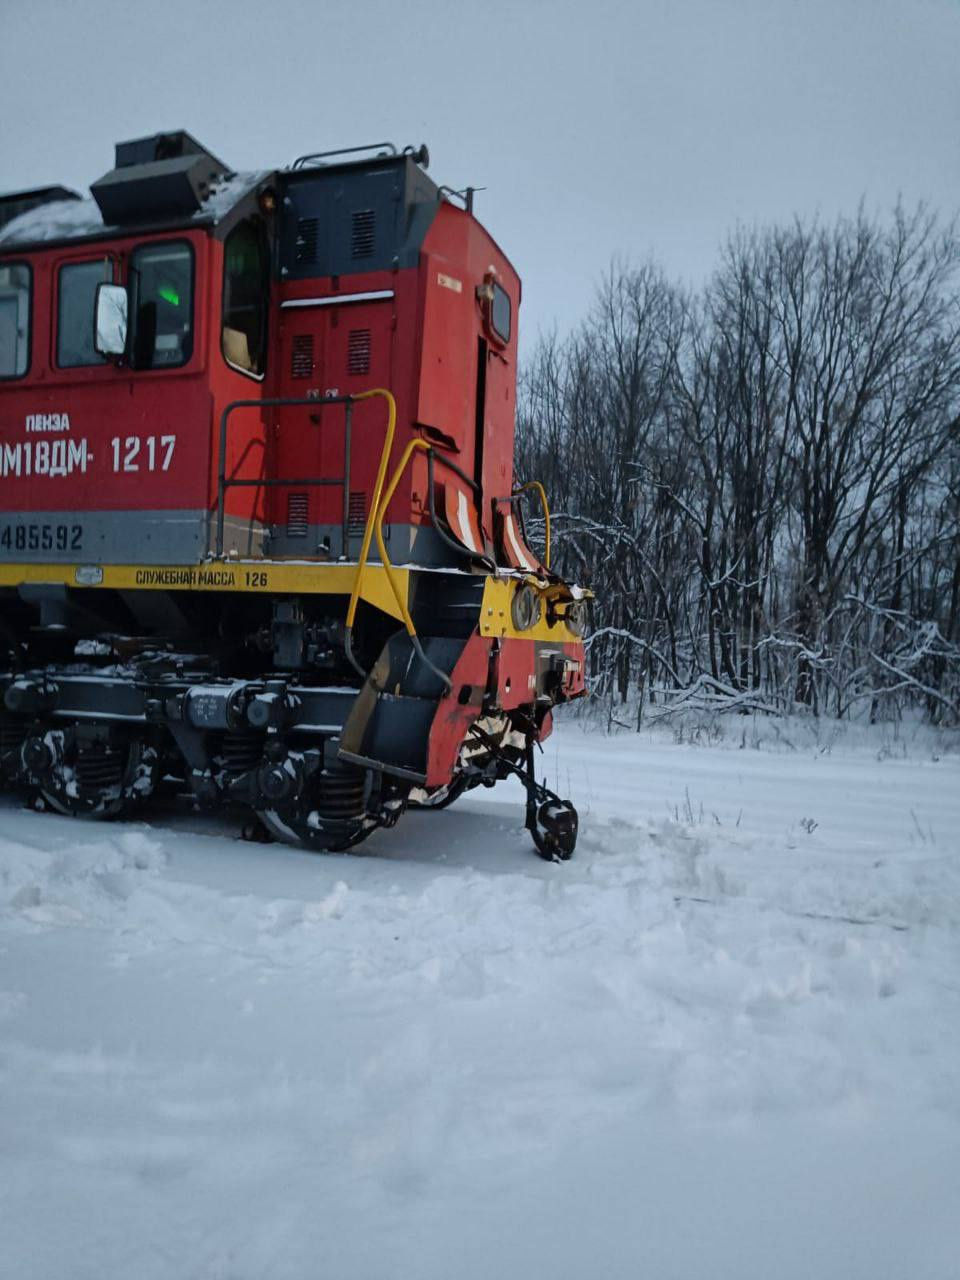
34 732 157 820
255 762 374 852
255 806 371 851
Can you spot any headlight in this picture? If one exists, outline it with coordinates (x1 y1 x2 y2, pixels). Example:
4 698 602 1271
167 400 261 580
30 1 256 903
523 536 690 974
563 601 587 638
511 583 542 631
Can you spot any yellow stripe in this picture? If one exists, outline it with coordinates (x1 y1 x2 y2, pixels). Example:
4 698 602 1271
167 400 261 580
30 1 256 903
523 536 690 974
0 562 585 642
0 560 408 621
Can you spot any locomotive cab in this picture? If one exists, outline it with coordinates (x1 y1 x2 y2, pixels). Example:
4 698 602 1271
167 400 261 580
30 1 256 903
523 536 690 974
0 131 588 860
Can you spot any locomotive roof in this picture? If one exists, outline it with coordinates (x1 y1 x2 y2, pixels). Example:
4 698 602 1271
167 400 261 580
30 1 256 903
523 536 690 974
0 170 269 253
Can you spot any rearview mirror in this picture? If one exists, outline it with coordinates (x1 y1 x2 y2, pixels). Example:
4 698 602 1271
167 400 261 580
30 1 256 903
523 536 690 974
94 282 128 357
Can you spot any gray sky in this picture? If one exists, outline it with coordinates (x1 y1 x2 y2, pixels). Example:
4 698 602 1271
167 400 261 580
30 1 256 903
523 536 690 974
2 0 957 347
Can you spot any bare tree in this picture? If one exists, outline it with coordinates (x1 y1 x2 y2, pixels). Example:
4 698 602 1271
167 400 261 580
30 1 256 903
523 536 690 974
516 204 960 725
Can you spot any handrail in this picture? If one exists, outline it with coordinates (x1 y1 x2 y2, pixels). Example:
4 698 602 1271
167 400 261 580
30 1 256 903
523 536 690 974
343 388 398 678
215 394 353 558
512 481 552 569
292 142 398 170
372 438 513 689
365 436 452 693
345 394 490 690
374 437 430 623
217 386 460 694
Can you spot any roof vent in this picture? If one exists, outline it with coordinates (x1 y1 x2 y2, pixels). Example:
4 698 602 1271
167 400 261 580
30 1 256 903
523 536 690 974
351 209 375 258
91 130 230 226
113 131 226 170
295 217 319 263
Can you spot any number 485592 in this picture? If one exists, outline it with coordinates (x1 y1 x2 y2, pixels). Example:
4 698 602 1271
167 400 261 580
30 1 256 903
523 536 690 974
110 435 176 473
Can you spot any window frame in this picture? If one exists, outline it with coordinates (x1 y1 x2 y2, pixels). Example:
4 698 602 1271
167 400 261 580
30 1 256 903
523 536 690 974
220 218 269 382
55 256 115 370
0 259 32 381
490 281 511 345
128 237 196 372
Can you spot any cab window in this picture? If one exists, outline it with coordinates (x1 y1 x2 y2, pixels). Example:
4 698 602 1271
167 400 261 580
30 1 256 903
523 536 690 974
0 262 30 378
58 259 112 367
222 220 268 377
491 282 511 344
129 241 194 369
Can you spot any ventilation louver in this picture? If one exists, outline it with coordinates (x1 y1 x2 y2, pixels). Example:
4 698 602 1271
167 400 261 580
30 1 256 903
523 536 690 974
347 329 371 376
291 333 314 378
348 491 367 533
295 217 319 263
351 209 375 258
286 493 309 537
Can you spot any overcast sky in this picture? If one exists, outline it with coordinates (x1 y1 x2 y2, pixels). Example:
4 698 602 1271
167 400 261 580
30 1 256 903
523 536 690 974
2 0 957 346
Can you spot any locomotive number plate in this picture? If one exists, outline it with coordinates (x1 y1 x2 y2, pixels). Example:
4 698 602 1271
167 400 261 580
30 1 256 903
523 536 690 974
0 522 83 553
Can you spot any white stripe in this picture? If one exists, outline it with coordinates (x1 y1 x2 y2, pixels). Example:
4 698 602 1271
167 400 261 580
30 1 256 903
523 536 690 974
281 290 394 310
456 489 480 553
505 512 534 571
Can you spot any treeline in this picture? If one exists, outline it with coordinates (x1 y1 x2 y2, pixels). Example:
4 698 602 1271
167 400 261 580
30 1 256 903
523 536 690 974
516 205 960 724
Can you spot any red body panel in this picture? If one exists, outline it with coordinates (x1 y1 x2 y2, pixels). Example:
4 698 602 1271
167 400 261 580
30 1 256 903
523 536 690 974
417 205 519 536
425 632 491 786
0 231 271 552
265 204 520 549
0 231 210 517
270 268 401 539
1 185 521 559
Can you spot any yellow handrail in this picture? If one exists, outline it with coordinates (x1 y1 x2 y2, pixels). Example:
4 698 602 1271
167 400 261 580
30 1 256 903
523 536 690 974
369 435 453 691
344 396 451 690
345 388 397 634
371 437 431 637
513 480 551 569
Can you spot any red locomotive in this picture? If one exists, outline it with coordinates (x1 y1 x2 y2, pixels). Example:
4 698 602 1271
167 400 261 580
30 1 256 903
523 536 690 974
0 131 587 857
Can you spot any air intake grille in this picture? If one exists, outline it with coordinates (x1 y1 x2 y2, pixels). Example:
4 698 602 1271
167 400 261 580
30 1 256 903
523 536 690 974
295 217 319 263
291 333 314 378
348 491 367 533
347 329 371 376
351 209 375 258
286 492 309 537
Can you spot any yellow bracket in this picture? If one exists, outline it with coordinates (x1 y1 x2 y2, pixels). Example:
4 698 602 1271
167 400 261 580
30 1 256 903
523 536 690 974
512 480 551 569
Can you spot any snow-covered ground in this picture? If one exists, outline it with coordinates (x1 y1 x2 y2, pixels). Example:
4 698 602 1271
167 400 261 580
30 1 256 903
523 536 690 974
1 719 958 1279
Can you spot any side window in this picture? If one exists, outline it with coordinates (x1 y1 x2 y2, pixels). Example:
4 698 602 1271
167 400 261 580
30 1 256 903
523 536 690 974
222 220 268 377
491 282 511 344
130 241 194 369
0 262 31 378
58 259 111 367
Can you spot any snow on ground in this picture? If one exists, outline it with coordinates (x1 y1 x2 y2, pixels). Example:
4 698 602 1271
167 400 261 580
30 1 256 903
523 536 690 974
1 718 958 1279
